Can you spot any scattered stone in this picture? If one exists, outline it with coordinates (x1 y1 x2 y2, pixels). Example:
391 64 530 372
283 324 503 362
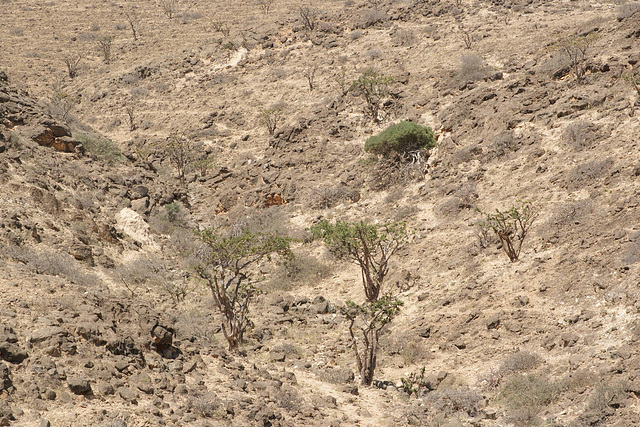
0 342 28 363
183 360 197 374
67 377 92 395
117 386 138 403
29 327 68 345
486 315 501 330
133 372 154 394
38 419 50 427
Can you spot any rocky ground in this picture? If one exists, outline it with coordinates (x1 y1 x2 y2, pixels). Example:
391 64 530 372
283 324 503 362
1 0 640 425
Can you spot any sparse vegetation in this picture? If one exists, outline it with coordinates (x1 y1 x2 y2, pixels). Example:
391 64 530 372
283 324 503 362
303 65 317 92
159 0 177 19
123 8 140 41
342 295 403 386
257 0 274 15
258 105 285 135
311 220 408 302
164 134 196 183
350 69 393 123
552 34 596 83
96 35 114 63
298 5 318 32
194 228 293 351
75 131 123 163
479 201 537 262
63 53 83 79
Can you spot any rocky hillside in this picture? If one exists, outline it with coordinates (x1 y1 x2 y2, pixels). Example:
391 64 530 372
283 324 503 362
1 0 640 426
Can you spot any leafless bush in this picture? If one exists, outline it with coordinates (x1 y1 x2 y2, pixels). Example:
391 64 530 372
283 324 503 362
425 387 484 417
63 53 83 79
96 35 114 63
361 9 388 28
565 157 614 191
190 392 224 418
159 0 177 19
212 20 231 37
350 29 364 40
365 0 384 10
123 8 140 41
298 5 318 31
3 246 101 288
310 185 359 209
267 253 332 291
257 0 274 15
499 351 543 376
125 105 136 131
460 27 473 49
392 29 415 47
499 374 557 419
303 65 317 91
115 254 168 292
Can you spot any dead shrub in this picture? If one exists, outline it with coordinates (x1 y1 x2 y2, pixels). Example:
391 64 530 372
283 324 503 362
498 351 543 376
392 29 415 47
267 253 332 291
310 185 359 209
564 157 614 191
457 53 490 83
426 387 484 417
499 374 557 421
190 392 224 418
4 246 101 288
562 121 597 151
360 10 388 28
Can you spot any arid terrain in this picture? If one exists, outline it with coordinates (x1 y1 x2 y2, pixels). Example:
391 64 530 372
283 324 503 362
1 0 640 425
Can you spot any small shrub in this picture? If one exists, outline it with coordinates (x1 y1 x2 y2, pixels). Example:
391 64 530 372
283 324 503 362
400 367 427 397
479 201 537 262
364 121 436 160
298 5 318 31
75 131 123 164
350 69 393 123
96 35 114 63
551 34 597 84
258 105 285 135
63 53 83 79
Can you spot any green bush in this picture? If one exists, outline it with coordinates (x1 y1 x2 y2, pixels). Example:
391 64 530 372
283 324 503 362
364 121 436 158
75 131 123 164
